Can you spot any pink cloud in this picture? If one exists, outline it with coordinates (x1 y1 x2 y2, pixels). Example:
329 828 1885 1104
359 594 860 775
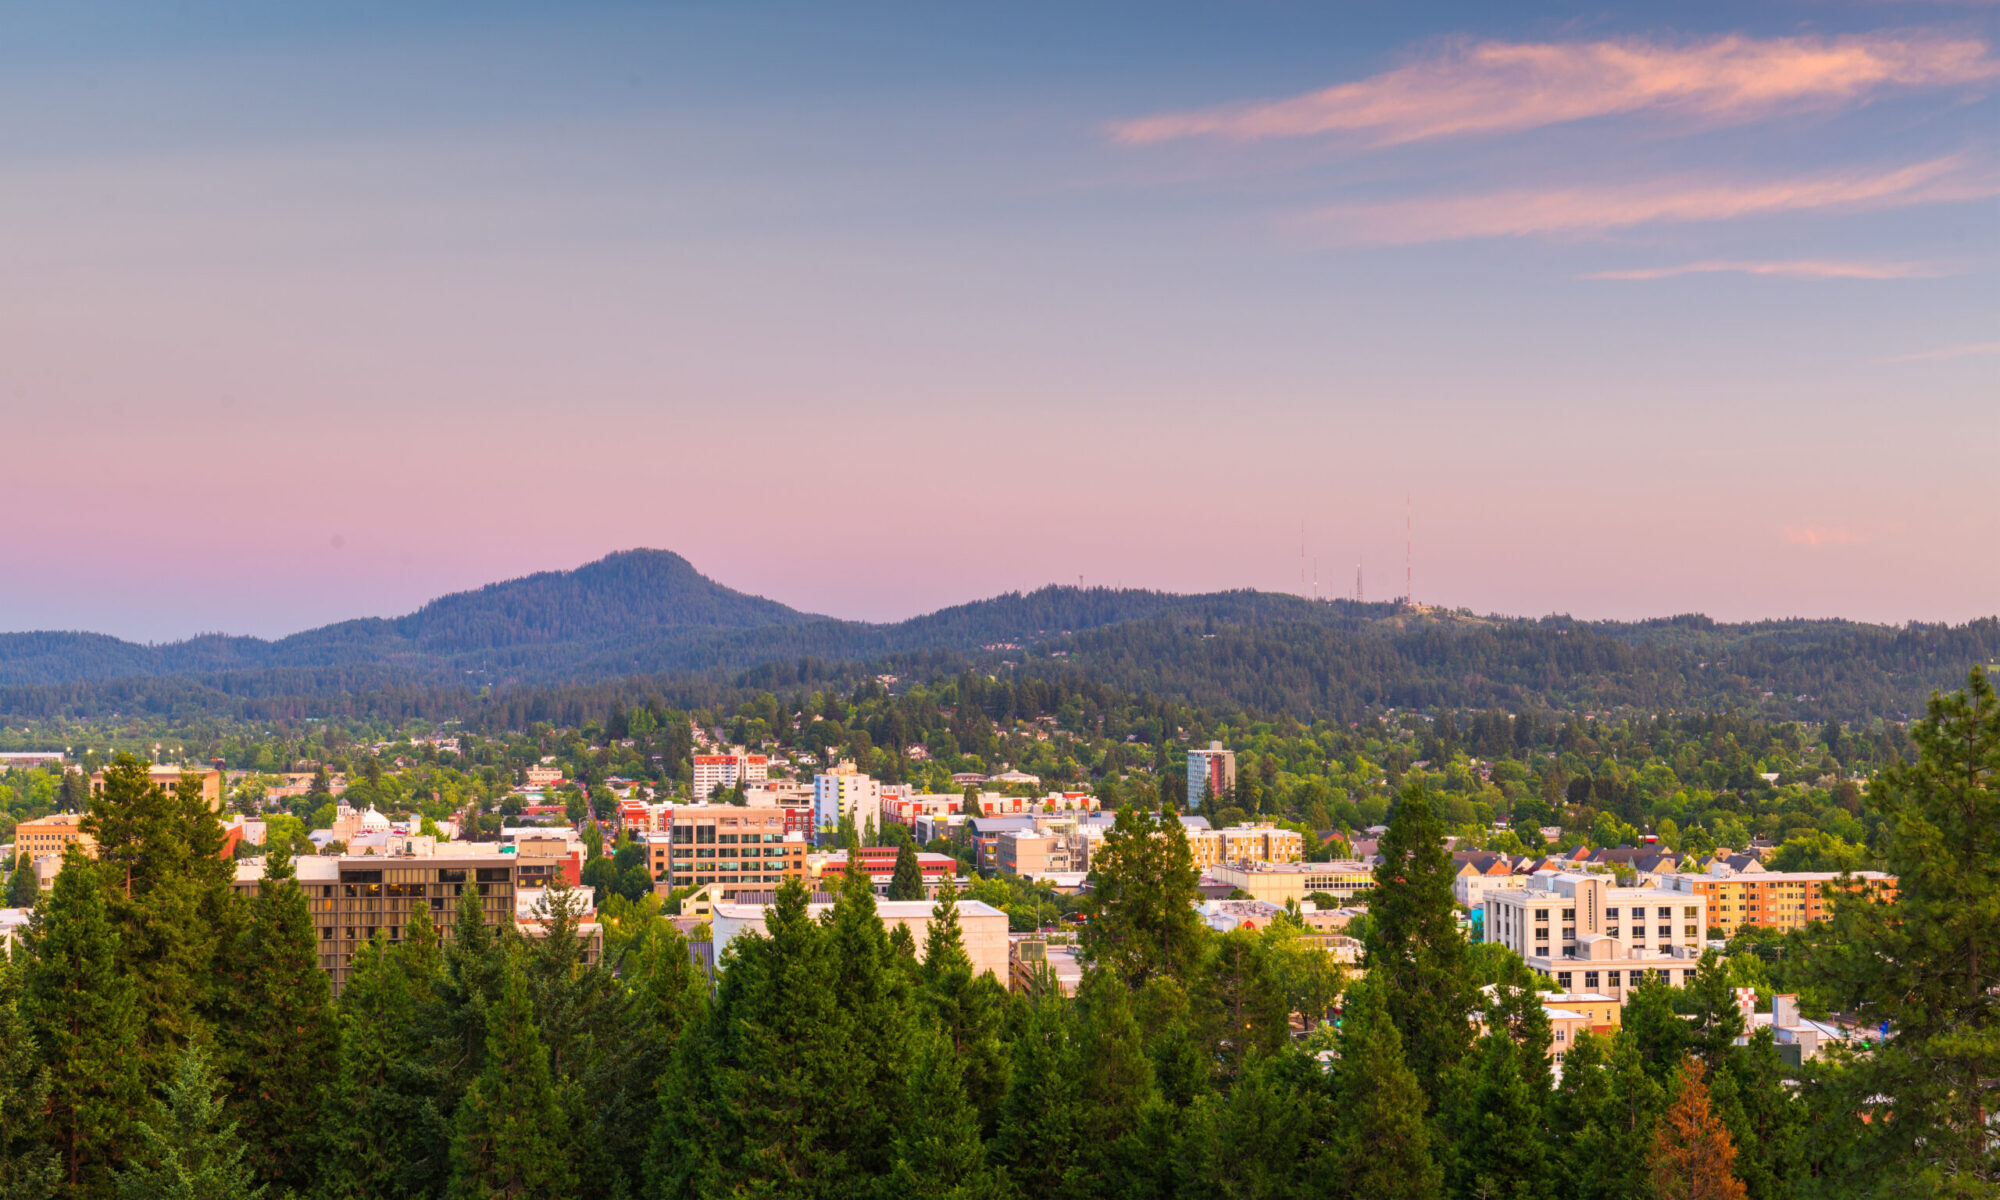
1109 32 1998 146
1584 258 1948 280
1782 522 1903 547
1309 155 1997 243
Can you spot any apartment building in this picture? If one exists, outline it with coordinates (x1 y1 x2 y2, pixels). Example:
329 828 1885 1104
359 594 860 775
693 746 770 799
813 761 882 837
660 804 808 900
1210 860 1374 906
1211 823 1304 865
1660 862 1896 936
91 765 223 811
1485 871 1707 1003
13 813 93 863
234 851 573 994
1186 741 1237 807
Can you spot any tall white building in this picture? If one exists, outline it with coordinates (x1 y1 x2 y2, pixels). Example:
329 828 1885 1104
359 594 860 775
813 760 882 838
1485 871 1707 1004
693 745 770 799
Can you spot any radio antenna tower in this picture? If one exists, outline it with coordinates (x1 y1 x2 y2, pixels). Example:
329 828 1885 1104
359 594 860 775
1355 559 1364 604
1299 518 1306 599
1405 493 1413 606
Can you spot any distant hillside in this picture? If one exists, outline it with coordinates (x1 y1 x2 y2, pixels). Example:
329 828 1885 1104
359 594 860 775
1 548 1995 724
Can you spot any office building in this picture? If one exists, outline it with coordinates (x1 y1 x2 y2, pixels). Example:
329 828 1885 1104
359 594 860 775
1485 871 1707 1003
710 896 1009 980
13 813 93 863
660 804 808 901
91 765 223 812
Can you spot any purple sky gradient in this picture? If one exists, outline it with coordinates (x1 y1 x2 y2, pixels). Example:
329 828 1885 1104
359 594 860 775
3 2 1994 640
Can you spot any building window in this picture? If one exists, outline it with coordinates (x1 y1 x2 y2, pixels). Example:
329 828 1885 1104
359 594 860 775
1535 945 1549 958
1606 907 1620 919
1658 926 1671 939
1684 907 1699 919
1607 971 1621 987
1556 972 1572 989
1584 971 1599 990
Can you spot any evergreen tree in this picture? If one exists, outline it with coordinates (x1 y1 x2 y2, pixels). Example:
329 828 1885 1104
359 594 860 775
1802 668 2000 1194
887 1026 1007 1200
449 958 576 1200
1180 1046 1331 1200
1192 929 1289 1083
1363 785 1476 1104
0 957 60 1200
18 851 140 1196
992 989 1088 1200
111 1047 264 1200
921 877 1008 1130
817 850 910 1193
1442 1007 1553 1200
318 921 452 1200
230 842 336 1194
437 882 505 1115
593 927 707 1199
1079 807 1203 991
887 842 925 902
4 860 34 909
1548 1030 1662 1200
1651 1057 1747 1200
1329 976 1441 1200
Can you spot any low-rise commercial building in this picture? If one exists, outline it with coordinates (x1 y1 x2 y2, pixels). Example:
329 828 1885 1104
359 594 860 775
710 896 1009 980
13 813 93 863
91 766 224 811
1211 860 1374 906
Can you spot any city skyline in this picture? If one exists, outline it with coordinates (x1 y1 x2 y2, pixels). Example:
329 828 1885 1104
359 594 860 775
5 1 1995 641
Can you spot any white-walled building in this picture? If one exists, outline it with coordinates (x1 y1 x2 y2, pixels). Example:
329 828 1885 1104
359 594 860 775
710 897 1009 980
813 760 882 836
694 746 770 799
1485 871 1707 1003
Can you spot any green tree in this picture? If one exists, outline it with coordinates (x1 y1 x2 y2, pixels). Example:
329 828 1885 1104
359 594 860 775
0 955 60 1200
111 1046 265 1200
1329 975 1442 1200
448 959 576 1200
1802 668 2000 1194
1442 991 1554 1200
1364 785 1476 1103
4 860 34 909
1079 807 1203 991
921 877 1008 1129
18 851 140 1196
887 1026 1007 1200
229 842 336 1193
992 989 1088 1200
1193 929 1290 1083
1548 1030 1663 1200
887 841 925 902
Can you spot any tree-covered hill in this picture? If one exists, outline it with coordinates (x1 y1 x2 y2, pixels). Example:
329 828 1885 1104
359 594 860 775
1 548 1996 724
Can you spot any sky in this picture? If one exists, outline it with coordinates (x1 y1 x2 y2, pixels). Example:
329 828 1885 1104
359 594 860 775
2 0 1995 641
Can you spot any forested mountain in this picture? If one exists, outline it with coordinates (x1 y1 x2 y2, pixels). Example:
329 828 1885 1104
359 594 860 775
0 548 1995 724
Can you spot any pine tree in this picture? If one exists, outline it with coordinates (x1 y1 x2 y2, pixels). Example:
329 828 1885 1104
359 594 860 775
992 989 1089 1200
1442 1021 1553 1199
18 851 140 1196
1192 929 1290 1083
1549 1030 1662 1200
111 1047 264 1200
230 842 336 1194
0 956 60 1200
1079 807 1203 991
887 1026 1007 1200
1180 1046 1331 1200
437 882 505 1115
921 877 1008 1130
592 926 707 1198
4 859 35 908
1330 976 1442 1200
1363 785 1476 1104
1802 667 2000 1193
887 842 925 901
319 928 452 1200
449 958 576 1200
1651 1057 1747 1200
818 850 910 1193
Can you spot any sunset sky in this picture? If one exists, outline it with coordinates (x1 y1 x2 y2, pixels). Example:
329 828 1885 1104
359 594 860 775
4 1 1995 641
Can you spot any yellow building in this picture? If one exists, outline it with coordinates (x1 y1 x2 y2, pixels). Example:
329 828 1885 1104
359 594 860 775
91 765 224 812
13 813 94 863
1661 865 1897 936
1184 822 1305 870
1210 860 1373 906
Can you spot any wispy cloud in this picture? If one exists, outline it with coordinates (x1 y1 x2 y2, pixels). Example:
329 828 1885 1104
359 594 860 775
1310 155 1997 243
1782 521 1904 547
1585 258 1948 280
1874 340 2000 362
1110 32 1997 147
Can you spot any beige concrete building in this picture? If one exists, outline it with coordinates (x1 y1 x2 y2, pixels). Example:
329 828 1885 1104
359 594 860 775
1210 860 1374 906
91 765 223 811
710 896 1010 981
997 829 1081 878
1485 871 1707 1003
